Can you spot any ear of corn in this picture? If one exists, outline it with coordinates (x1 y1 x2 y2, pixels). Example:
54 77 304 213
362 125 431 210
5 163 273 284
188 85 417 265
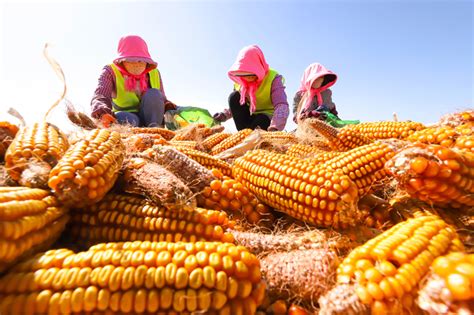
417 252 474 314
326 215 464 315
0 187 69 273
407 126 459 147
120 157 197 211
0 122 19 161
143 145 216 193
286 143 332 159
345 121 426 140
455 134 474 152
386 143 474 210
175 147 233 177
122 133 168 153
5 122 69 188
198 176 274 227
232 150 360 228
438 110 474 128
308 119 373 151
169 140 199 150
48 129 125 207
211 129 253 155
0 241 265 314
129 127 176 140
202 132 232 152
321 142 397 196
68 194 234 246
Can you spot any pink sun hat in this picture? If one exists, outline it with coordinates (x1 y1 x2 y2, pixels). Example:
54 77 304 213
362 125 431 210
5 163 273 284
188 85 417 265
113 35 157 69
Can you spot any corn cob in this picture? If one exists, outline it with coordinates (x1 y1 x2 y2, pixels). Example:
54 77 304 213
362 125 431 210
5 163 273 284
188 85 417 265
232 150 360 228
211 129 253 155
386 143 474 210
202 132 232 152
345 121 425 140
198 175 274 227
454 134 474 152
169 140 199 150
407 126 460 147
438 110 474 127
122 133 168 153
319 215 464 315
260 131 297 145
129 126 176 140
321 141 397 196
308 119 373 151
119 157 197 211
0 121 19 161
143 145 216 193
0 187 69 273
286 143 331 159
48 129 125 207
172 124 225 142
5 122 69 188
68 193 234 246
417 252 474 314
358 194 393 230
0 240 266 314
176 147 232 176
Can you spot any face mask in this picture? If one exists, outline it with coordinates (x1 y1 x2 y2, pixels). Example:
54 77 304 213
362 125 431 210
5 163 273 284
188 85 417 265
123 61 147 75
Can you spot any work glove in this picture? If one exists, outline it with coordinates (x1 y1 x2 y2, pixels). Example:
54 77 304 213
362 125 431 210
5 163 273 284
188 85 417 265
213 112 228 123
164 100 177 111
100 113 116 128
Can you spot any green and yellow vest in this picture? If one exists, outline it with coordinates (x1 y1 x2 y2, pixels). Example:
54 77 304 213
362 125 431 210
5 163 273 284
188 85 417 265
110 63 161 113
234 69 281 116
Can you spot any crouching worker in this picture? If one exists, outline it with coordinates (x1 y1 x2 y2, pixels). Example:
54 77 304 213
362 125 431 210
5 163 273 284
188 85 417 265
293 62 339 124
90 35 176 127
213 45 289 131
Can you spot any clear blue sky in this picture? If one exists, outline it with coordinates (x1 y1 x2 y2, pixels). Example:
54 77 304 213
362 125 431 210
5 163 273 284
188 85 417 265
0 0 472 131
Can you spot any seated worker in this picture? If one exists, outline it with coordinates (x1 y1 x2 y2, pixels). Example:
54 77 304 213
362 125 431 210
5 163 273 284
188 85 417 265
213 45 289 131
90 35 176 127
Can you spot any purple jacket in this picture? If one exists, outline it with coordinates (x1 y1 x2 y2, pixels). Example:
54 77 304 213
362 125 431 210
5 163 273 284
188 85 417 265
90 65 166 119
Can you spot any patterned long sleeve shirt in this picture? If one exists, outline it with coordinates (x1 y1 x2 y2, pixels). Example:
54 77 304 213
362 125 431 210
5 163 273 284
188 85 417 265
223 75 289 130
90 65 166 119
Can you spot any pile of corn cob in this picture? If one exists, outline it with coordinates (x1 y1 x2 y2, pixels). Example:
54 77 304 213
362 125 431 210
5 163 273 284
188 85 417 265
0 109 473 314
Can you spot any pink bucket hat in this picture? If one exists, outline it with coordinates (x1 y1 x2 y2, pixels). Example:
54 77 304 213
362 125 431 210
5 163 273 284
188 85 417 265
113 35 157 69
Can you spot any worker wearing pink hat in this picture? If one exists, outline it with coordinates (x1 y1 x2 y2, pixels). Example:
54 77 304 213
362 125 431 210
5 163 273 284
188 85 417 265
213 45 289 131
91 35 176 127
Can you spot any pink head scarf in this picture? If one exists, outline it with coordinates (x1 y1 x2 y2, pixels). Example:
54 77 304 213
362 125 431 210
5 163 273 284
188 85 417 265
113 35 157 93
228 45 269 114
298 63 337 114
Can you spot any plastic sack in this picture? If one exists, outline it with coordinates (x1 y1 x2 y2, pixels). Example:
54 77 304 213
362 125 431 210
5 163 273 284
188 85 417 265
324 112 360 128
164 106 217 130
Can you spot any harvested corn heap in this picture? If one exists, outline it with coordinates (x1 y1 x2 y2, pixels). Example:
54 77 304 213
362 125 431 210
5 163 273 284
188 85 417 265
211 128 253 155
320 141 398 196
128 126 176 140
0 121 19 161
386 143 474 210
176 147 233 176
202 132 232 152
0 241 266 314
142 145 216 193
122 133 168 153
308 119 373 151
119 157 197 211
417 252 474 314
261 249 339 306
0 187 69 273
233 149 360 228
319 215 465 315
345 121 425 140
67 193 235 247
5 122 69 188
198 172 274 227
48 129 125 207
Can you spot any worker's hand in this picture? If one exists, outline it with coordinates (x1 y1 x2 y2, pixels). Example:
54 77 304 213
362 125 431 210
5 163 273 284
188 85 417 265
164 100 177 111
213 112 228 123
267 126 278 131
100 113 116 128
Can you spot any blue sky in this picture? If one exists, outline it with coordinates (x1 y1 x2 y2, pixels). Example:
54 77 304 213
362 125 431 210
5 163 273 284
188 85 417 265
0 0 472 131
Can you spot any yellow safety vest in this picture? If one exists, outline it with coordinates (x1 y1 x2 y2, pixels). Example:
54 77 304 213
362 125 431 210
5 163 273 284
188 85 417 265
110 63 161 113
234 69 281 116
